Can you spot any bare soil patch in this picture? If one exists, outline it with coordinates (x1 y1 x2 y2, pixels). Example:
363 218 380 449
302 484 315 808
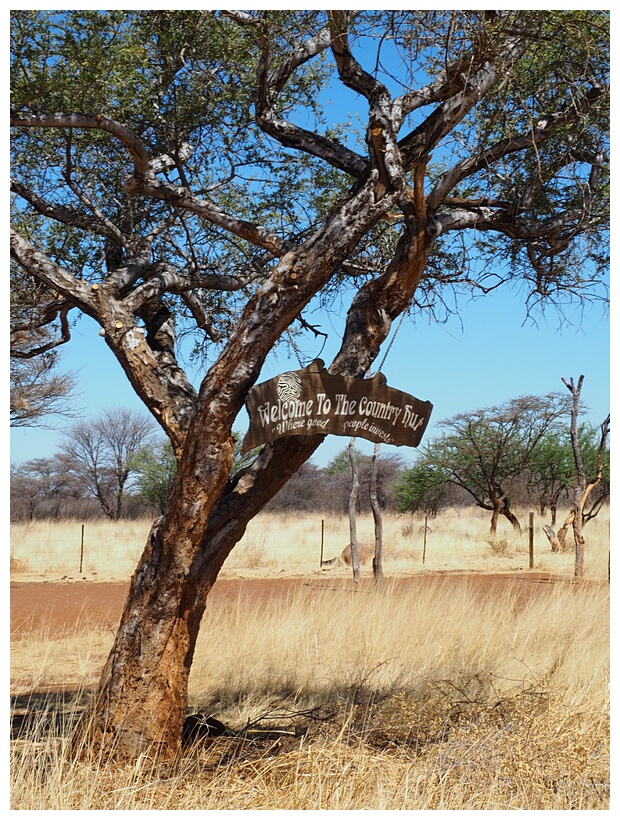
10 571 602 638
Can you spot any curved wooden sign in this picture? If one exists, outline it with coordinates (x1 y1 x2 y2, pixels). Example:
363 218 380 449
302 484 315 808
242 359 433 452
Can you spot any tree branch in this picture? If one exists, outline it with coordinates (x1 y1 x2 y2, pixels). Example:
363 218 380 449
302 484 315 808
10 111 151 178
11 111 285 256
10 227 96 309
328 11 387 103
124 267 260 314
11 178 120 240
124 175 286 255
427 84 607 209
11 303 72 357
398 34 529 170
253 19 365 177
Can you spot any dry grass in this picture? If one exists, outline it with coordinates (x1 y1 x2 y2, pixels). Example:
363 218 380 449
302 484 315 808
10 507 610 809
10 505 610 582
11 575 609 809
10 518 151 582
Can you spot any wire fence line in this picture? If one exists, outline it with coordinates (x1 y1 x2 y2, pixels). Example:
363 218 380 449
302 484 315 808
10 509 610 582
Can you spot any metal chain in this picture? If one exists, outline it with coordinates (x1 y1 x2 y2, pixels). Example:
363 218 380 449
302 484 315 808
371 310 406 377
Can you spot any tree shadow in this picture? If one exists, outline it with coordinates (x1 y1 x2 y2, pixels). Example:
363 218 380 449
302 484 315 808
10 688 94 739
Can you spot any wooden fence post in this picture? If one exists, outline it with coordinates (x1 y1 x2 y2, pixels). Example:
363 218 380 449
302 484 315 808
529 512 534 569
423 515 428 565
348 438 361 584
320 519 324 567
80 523 85 574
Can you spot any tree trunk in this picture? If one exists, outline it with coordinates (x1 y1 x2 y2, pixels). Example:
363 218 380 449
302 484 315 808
72 432 326 761
501 507 522 533
348 438 361 584
550 504 557 527
70 369 244 756
555 511 574 551
542 524 562 552
500 494 521 532
369 442 384 585
72 522 205 760
490 504 500 535
572 500 586 579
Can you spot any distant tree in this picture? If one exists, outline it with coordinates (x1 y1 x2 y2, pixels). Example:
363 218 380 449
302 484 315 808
395 460 449 516
322 446 403 511
61 408 156 520
10 461 46 521
265 461 326 512
10 454 82 520
529 424 609 527
527 430 575 524
422 394 571 534
544 377 610 577
324 447 365 476
130 440 177 515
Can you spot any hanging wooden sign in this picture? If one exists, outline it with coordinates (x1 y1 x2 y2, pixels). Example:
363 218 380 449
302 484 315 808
242 359 433 452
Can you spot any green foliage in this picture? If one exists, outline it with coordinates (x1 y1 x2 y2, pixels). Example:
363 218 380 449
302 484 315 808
412 394 572 530
11 11 609 338
130 440 177 514
528 423 610 514
10 10 343 358
394 460 449 516
324 447 365 476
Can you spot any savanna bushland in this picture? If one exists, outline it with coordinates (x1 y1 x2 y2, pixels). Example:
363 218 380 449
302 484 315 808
11 9 608 772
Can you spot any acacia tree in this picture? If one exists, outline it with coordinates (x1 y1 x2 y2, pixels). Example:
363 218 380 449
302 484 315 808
10 11 609 759
61 408 156 520
527 429 577 524
395 461 449 517
10 456 75 520
530 423 610 529
10 270 79 426
555 376 610 577
412 394 573 534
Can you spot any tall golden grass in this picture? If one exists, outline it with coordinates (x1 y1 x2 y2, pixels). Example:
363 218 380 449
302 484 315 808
10 508 610 809
10 505 610 581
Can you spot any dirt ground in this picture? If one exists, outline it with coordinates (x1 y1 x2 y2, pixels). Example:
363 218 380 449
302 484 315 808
10 571 602 638
10 571 607 744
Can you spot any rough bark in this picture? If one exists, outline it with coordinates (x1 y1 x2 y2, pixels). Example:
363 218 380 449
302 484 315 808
502 503 522 533
542 524 562 553
559 376 610 579
490 505 500 536
489 497 520 535
369 442 384 585
347 437 361 584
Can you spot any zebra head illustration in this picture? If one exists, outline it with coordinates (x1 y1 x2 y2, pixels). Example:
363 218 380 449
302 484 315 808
277 372 303 402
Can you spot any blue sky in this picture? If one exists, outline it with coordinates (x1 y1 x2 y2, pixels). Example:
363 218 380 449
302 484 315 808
9 7 611 470
10 278 609 469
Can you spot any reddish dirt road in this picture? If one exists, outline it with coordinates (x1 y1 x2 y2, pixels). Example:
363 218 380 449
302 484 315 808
10 572 603 637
